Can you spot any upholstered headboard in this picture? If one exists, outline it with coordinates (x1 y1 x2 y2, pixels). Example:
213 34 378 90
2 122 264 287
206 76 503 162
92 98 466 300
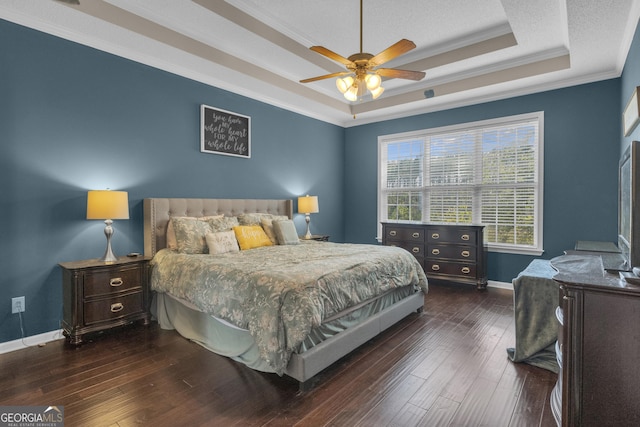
143 198 293 257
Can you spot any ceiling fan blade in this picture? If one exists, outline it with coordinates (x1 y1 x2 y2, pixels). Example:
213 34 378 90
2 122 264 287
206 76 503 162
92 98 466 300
309 46 353 66
370 39 417 66
376 68 426 81
300 71 351 83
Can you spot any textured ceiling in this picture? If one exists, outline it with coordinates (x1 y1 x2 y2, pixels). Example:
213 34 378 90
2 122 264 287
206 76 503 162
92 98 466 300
1 0 639 126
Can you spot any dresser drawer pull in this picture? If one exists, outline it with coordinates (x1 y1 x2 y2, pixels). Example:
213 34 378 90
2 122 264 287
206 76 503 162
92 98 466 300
109 278 123 287
431 233 440 239
461 267 471 274
389 230 397 237
412 247 420 253
412 232 420 238
432 248 440 255
431 264 440 271
461 234 470 241
461 250 470 258
110 303 124 313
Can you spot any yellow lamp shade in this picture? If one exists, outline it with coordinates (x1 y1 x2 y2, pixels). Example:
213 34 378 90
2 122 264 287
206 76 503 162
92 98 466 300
298 195 319 214
87 190 130 220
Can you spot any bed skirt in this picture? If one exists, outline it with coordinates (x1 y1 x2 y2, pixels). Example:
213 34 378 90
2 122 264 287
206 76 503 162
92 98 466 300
152 287 424 382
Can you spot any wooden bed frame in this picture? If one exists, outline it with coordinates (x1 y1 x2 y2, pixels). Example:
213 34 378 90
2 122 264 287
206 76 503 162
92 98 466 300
143 197 425 389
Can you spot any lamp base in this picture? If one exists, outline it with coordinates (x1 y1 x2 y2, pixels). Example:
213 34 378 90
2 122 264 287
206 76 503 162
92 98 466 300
304 214 312 239
99 219 118 262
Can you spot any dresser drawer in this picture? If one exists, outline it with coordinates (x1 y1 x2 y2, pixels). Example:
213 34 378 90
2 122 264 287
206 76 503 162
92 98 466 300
84 265 142 297
426 227 477 245
427 244 476 261
387 241 425 257
425 260 476 278
84 291 144 325
384 226 425 242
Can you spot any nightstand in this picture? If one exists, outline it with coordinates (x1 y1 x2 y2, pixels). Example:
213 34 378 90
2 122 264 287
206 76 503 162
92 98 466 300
301 234 329 242
59 256 151 345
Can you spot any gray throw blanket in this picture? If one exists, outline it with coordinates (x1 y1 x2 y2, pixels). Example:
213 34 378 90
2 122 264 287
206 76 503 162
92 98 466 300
506 259 559 373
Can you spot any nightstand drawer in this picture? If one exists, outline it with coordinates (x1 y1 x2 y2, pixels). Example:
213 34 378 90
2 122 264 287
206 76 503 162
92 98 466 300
427 228 477 245
84 265 142 297
428 245 476 261
84 291 144 325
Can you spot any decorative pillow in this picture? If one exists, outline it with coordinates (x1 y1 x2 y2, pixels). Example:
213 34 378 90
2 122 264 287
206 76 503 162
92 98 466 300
166 215 223 249
273 219 300 245
238 213 289 225
233 225 274 250
170 217 213 254
260 218 278 245
208 216 239 232
205 230 240 254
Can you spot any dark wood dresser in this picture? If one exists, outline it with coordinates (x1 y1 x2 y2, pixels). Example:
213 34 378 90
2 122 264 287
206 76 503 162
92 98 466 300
552 254 640 426
382 222 487 289
59 256 151 344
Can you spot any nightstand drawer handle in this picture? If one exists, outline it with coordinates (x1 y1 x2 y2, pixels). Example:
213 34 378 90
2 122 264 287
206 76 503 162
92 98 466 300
412 247 420 253
109 278 123 287
389 230 397 236
431 233 440 239
431 264 440 271
461 234 470 241
461 250 470 257
461 267 471 274
432 248 440 255
110 303 124 313
412 232 420 238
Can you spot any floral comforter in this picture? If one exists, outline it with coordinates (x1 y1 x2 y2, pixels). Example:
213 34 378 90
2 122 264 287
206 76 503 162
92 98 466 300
150 241 428 374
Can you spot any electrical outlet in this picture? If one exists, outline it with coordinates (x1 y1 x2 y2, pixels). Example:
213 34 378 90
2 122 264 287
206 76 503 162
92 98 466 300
11 296 25 314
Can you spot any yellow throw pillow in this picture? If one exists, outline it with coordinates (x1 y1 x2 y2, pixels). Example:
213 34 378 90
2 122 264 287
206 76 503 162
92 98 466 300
233 225 273 250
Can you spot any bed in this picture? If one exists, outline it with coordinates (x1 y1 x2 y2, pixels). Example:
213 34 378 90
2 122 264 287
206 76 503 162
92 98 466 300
143 198 427 389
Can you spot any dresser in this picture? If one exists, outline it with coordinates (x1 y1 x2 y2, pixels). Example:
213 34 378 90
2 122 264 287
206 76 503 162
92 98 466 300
59 256 151 344
551 254 640 426
382 222 487 289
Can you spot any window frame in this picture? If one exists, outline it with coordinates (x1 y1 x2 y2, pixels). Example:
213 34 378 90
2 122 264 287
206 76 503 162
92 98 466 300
377 112 544 255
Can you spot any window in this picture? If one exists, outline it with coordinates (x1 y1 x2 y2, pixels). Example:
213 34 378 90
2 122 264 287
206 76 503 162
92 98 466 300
378 112 543 255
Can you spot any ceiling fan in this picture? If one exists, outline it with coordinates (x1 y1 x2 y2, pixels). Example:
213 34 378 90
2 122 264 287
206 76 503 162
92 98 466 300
300 0 426 101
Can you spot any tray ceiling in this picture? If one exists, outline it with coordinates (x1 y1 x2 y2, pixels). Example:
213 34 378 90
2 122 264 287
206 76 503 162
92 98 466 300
1 0 639 126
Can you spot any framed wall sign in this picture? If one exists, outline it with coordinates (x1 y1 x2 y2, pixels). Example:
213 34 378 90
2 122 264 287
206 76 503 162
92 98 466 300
624 87 640 137
200 104 251 158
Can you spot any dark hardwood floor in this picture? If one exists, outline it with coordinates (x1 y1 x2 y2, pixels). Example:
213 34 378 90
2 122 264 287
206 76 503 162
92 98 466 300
0 283 557 426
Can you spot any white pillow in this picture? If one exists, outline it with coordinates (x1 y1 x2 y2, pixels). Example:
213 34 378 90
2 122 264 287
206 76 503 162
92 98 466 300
205 230 240 254
273 219 300 245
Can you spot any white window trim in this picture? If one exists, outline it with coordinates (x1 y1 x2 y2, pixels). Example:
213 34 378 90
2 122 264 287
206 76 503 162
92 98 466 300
377 112 544 256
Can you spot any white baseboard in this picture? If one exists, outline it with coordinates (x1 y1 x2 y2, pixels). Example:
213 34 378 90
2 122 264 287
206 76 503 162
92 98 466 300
487 280 513 290
0 329 65 354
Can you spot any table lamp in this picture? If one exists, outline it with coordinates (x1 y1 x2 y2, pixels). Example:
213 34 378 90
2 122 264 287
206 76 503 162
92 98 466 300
87 190 129 262
298 195 319 239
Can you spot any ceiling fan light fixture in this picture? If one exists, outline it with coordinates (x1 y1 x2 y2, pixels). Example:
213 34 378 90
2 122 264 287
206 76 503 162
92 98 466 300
344 85 359 101
365 73 382 91
336 76 354 94
370 86 384 99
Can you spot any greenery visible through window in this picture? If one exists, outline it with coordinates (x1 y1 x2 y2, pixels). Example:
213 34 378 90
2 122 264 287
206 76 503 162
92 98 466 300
378 112 543 254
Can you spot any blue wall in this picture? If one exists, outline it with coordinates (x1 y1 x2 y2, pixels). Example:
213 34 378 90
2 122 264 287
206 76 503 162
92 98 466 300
344 80 622 283
0 19 345 343
622 18 640 154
